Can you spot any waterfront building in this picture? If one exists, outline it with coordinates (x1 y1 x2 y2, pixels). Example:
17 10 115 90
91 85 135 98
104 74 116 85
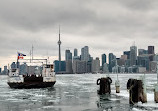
138 67 146 73
148 46 155 54
66 60 73 74
81 46 89 61
120 66 125 73
65 50 73 73
123 51 130 59
103 63 109 73
3 66 8 75
54 60 66 74
65 50 72 61
150 61 157 73
74 48 78 56
137 55 150 71
11 62 16 69
130 45 137 66
91 57 100 73
73 60 87 74
101 54 106 70
138 49 148 56
108 53 116 72
19 63 27 75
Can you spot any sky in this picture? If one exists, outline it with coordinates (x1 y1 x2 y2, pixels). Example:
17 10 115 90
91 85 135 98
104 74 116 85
0 0 158 69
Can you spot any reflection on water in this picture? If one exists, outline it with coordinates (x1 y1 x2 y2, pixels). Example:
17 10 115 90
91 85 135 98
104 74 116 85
0 74 158 111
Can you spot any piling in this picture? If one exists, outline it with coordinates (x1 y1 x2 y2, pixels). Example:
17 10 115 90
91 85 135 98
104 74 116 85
155 61 158 103
97 77 112 95
154 84 158 103
127 78 147 104
115 80 120 93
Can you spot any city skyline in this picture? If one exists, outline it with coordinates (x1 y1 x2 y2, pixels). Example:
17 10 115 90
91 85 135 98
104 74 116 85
1 0 158 69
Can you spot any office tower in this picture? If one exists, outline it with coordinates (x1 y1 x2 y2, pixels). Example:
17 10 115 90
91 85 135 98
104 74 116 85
65 50 72 73
91 57 100 73
66 60 73 74
138 49 148 56
4 66 8 75
74 48 78 56
148 46 155 54
58 26 62 72
11 62 16 69
81 46 89 61
19 62 27 75
101 54 106 69
137 55 150 71
109 53 116 72
103 63 109 73
72 60 87 74
54 60 66 74
130 45 137 66
123 51 130 59
65 50 72 61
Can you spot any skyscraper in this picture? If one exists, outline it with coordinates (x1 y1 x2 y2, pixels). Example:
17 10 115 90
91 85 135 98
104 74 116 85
58 26 62 72
101 54 106 69
130 45 137 66
65 50 73 73
138 49 148 56
74 48 78 56
65 50 72 61
148 46 155 54
123 51 130 59
11 62 16 69
81 46 89 61
109 53 116 72
92 57 100 73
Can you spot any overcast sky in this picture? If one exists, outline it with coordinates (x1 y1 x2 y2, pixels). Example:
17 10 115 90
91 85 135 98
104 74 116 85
0 0 158 69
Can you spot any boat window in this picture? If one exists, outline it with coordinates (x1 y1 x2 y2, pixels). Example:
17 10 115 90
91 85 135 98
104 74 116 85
46 65 50 68
12 69 16 72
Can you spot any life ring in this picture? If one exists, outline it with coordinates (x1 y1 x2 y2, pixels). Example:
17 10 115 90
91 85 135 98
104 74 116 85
97 78 101 85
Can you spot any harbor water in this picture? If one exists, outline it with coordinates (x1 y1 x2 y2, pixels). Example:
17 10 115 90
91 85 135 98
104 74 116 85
0 74 158 111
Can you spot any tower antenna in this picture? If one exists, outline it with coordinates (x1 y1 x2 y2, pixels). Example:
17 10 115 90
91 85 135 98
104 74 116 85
58 25 62 72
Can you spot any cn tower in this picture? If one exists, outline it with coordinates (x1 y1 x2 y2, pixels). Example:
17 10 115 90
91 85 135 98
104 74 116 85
58 26 61 72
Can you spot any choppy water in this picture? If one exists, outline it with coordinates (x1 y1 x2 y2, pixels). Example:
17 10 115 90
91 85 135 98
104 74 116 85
0 74 158 111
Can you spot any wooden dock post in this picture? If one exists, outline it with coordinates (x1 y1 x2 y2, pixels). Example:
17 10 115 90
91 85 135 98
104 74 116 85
97 77 112 95
115 80 120 93
127 78 147 104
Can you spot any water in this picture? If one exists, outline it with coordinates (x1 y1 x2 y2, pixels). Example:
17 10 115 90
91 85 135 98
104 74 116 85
0 74 158 111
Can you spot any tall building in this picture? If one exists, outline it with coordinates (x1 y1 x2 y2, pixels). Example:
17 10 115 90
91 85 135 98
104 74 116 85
65 50 72 61
74 48 78 56
73 60 87 74
108 53 116 72
81 46 89 61
101 54 106 69
19 63 27 75
92 57 100 73
123 51 130 59
148 46 155 54
3 66 8 75
66 60 73 74
130 45 137 66
138 49 148 56
11 62 16 69
54 60 66 74
58 26 62 72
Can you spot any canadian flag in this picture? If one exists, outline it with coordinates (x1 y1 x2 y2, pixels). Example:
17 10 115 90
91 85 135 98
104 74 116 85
18 52 26 59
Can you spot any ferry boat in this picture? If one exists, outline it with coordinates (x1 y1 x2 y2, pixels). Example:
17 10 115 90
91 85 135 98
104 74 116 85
7 64 56 89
